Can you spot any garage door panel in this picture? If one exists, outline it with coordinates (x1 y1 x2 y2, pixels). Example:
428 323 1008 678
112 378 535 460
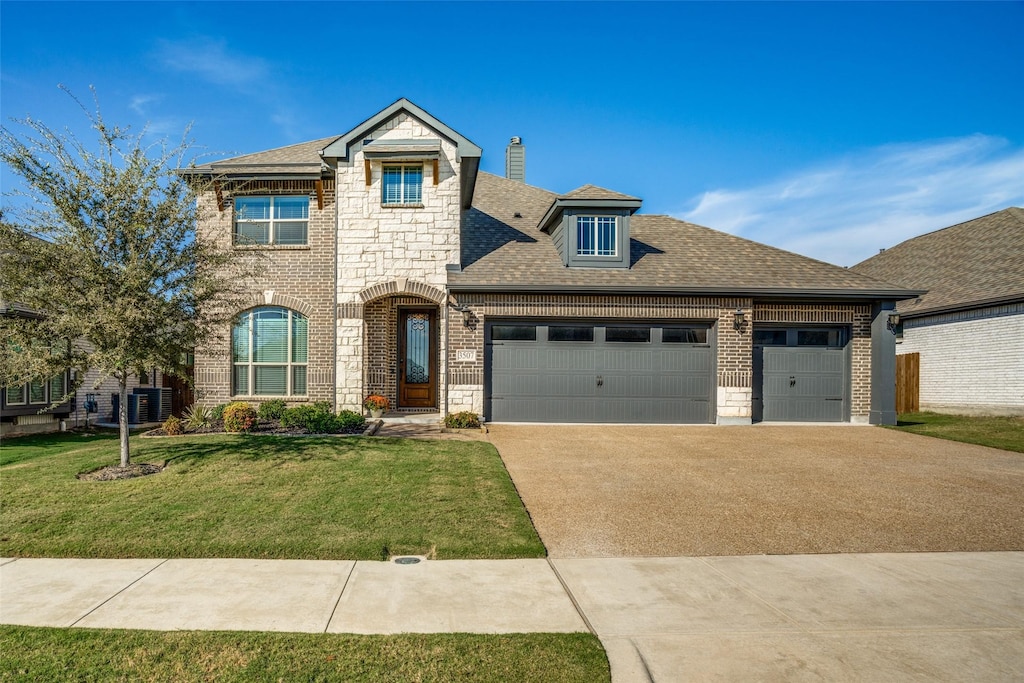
760 343 847 422
488 323 713 424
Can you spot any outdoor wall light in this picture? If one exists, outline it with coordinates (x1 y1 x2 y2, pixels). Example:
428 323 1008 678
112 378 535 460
451 303 474 327
733 307 746 331
888 312 901 332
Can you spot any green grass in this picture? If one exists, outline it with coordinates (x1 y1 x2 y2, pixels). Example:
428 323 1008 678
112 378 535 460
0 430 545 560
0 626 609 682
887 412 1024 453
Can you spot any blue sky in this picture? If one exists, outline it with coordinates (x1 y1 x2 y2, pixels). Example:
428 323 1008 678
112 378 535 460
2 1 1022 266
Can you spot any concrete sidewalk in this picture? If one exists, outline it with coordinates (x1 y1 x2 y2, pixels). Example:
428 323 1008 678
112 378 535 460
3 552 1023 681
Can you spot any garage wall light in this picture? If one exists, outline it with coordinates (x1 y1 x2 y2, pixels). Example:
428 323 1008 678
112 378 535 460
450 303 474 327
887 312 901 332
733 307 746 331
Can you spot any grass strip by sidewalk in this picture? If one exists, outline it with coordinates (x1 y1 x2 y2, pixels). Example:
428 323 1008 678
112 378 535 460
887 412 1024 454
0 431 544 560
0 626 609 682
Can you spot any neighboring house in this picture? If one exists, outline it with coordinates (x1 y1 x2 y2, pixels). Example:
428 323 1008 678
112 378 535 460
184 99 918 425
852 208 1024 416
0 312 157 436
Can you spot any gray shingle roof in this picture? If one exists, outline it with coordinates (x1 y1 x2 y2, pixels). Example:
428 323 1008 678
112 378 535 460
186 136 339 176
851 207 1024 316
455 172 917 298
561 184 641 201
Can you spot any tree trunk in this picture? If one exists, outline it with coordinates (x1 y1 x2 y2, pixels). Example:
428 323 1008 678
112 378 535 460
118 373 130 467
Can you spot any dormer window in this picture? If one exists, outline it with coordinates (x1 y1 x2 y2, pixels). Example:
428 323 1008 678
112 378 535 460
382 164 423 205
538 185 642 270
577 216 618 257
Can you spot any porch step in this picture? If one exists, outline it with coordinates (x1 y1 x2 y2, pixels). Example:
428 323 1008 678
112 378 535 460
378 412 442 425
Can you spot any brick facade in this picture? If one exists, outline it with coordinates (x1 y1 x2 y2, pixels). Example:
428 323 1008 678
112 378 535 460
193 179 337 408
440 295 876 422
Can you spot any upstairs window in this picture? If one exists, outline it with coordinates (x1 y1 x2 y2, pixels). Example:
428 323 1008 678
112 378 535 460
232 307 308 396
234 196 309 246
577 216 618 257
382 165 423 205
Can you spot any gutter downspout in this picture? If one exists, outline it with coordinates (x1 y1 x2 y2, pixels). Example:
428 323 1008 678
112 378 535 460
443 293 450 420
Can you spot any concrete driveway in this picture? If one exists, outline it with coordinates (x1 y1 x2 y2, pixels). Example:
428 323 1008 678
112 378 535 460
488 424 1024 558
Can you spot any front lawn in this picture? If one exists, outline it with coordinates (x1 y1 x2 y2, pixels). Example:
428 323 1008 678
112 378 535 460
0 431 544 560
888 412 1024 453
0 627 609 682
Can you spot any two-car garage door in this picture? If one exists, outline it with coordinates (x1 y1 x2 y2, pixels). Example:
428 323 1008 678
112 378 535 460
486 321 714 423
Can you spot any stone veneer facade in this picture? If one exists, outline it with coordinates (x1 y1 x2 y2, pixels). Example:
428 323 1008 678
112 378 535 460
332 112 461 411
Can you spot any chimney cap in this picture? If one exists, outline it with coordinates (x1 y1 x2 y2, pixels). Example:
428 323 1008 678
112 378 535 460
509 136 522 145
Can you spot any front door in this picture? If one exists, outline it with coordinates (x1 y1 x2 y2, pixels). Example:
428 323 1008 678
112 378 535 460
398 309 437 408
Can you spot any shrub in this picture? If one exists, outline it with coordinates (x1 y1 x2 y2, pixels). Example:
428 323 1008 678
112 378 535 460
257 399 287 421
337 410 367 433
222 402 257 433
210 403 228 422
281 404 332 433
280 404 366 434
363 394 389 412
183 404 212 431
162 415 184 436
444 411 481 429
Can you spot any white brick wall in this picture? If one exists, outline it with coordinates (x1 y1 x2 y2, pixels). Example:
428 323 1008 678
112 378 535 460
898 307 1024 413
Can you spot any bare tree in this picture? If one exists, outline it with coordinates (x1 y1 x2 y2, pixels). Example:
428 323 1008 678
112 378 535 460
1 88 255 466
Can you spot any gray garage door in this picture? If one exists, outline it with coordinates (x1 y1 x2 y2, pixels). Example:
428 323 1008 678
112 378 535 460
753 328 849 422
487 322 714 423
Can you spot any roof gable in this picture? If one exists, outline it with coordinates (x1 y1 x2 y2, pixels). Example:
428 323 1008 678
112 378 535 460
319 98 481 161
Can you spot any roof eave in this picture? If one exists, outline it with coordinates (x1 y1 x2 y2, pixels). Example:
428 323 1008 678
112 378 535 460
899 293 1024 319
447 283 923 300
538 198 644 233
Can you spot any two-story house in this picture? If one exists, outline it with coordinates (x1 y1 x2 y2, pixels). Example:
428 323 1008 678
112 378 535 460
185 99 918 425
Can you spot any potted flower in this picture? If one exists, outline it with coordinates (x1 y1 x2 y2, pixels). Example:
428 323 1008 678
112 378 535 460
363 394 389 419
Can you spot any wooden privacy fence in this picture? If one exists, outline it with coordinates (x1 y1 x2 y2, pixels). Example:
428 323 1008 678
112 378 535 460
896 352 920 414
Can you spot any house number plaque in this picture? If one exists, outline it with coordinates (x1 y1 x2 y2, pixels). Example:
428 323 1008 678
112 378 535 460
455 349 477 362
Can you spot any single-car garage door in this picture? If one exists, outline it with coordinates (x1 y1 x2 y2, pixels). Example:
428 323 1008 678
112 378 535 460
486 321 714 423
753 328 849 422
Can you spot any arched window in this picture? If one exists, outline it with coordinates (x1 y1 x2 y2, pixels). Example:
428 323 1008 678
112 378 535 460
232 307 308 396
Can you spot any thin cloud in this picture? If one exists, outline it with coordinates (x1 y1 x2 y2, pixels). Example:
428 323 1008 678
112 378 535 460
155 37 268 88
680 135 1024 266
151 36 301 143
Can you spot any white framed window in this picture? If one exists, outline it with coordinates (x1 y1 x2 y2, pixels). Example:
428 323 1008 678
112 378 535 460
3 372 67 406
28 380 46 404
232 307 308 396
5 384 26 406
233 196 309 246
49 374 66 402
382 165 423 205
577 216 618 256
